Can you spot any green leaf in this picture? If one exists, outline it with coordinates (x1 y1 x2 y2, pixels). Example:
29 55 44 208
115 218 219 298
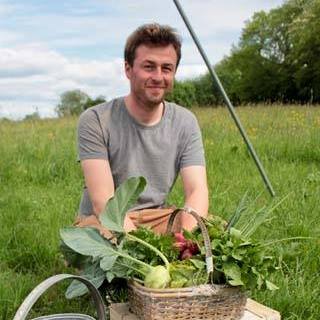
238 241 252 247
257 275 264 289
226 240 234 248
266 280 279 290
211 239 222 250
228 279 244 286
65 262 105 299
229 227 242 240
189 259 206 270
124 227 179 265
223 263 244 285
222 255 228 262
100 253 118 271
111 260 135 279
242 195 289 237
100 176 146 232
170 279 188 288
60 240 90 269
231 251 243 261
60 227 116 258
226 191 249 230
106 271 115 283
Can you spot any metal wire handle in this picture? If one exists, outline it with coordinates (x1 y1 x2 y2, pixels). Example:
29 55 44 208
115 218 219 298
13 274 107 320
166 208 213 274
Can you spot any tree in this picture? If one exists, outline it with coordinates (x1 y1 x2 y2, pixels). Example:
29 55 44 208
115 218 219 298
289 0 320 102
212 0 320 104
222 4 304 104
55 90 107 117
83 95 106 110
55 89 90 117
24 109 41 121
166 80 197 108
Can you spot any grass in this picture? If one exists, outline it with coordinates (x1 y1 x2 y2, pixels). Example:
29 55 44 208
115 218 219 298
1 105 319 319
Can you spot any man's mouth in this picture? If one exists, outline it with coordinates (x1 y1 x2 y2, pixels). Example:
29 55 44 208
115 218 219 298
146 86 166 89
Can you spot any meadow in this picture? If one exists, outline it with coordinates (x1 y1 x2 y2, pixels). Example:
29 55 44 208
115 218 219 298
0 105 319 319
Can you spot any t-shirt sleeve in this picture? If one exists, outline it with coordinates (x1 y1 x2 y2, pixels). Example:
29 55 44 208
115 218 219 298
179 114 206 168
77 109 108 161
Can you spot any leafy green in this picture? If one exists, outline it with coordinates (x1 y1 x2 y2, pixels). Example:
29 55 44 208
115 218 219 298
60 227 115 258
223 263 244 286
122 227 179 265
169 259 208 288
60 178 287 299
100 176 146 232
226 191 249 231
194 216 279 290
60 240 90 269
61 177 177 297
66 261 105 299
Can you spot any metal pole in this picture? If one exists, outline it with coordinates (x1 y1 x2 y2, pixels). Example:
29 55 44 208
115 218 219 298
173 0 276 197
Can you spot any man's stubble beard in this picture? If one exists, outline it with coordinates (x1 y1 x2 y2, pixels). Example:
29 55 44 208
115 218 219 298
138 88 169 110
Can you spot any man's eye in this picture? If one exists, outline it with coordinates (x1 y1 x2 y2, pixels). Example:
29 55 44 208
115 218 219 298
144 65 153 70
163 67 173 73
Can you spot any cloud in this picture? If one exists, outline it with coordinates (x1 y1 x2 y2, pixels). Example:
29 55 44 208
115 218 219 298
0 45 67 78
0 0 285 119
176 64 207 80
0 45 130 119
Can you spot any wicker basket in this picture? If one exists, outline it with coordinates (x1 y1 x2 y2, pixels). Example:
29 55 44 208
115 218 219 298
128 281 246 320
128 208 246 320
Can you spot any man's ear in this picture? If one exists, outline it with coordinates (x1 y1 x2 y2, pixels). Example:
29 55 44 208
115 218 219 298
124 61 132 80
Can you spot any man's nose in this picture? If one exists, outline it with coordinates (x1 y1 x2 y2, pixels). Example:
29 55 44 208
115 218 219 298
151 67 164 81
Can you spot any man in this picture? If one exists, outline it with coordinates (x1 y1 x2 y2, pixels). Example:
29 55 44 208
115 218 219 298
77 23 208 233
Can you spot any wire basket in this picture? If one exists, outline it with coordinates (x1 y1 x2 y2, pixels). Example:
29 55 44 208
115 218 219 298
128 209 246 320
13 274 107 320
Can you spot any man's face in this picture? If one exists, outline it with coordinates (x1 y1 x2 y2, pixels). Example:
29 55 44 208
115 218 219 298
125 44 177 108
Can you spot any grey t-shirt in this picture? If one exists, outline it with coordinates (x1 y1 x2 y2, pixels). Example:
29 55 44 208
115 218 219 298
77 97 205 214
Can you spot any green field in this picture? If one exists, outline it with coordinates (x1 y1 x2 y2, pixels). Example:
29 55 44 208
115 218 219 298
1 105 319 319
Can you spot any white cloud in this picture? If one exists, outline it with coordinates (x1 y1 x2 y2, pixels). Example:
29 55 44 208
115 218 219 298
0 45 129 119
176 64 207 80
0 45 67 77
0 0 285 119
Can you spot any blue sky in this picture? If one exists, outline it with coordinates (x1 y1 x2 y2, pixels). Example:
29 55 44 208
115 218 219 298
0 0 284 119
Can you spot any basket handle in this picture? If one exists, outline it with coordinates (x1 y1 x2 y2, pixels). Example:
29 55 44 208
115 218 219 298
13 274 106 320
166 208 213 274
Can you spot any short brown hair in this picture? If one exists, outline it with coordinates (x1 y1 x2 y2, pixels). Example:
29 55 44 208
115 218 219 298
124 23 182 68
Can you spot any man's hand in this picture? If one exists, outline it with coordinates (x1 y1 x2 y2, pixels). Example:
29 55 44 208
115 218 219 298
124 215 137 232
74 215 115 241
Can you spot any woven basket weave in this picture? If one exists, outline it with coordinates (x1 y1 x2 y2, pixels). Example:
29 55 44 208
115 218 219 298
128 281 246 320
128 209 246 320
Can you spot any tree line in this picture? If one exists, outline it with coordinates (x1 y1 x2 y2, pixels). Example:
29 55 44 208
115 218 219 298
56 0 319 116
167 0 320 107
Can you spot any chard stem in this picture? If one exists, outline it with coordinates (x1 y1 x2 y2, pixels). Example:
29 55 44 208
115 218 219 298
126 233 170 269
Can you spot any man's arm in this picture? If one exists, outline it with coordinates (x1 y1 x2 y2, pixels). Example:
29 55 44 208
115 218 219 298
180 165 209 230
81 159 136 231
81 159 114 215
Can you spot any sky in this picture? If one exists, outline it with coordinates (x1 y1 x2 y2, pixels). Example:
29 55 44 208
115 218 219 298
0 0 284 120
